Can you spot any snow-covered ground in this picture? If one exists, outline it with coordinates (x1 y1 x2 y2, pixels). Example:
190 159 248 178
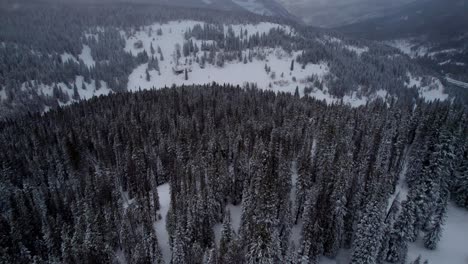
386 39 429 58
154 183 171 264
344 45 369 56
127 49 328 96
213 203 243 246
123 20 388 107
405 73 448 102
60 52 77 64
78 45 95 68
381 146 468 264
14 76 111 111
0 88 6 101
123 20 294 57
60 45 95 68
407 204 468 264
289 160 303 247
446 76 468 89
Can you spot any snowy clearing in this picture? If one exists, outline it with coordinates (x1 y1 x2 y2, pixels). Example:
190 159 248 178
407 204 468 264
405 73 448 102
386 39 428 58
16 76 111 110
122 20 387 107
213 203 242 246
154 183 171 264
344 45 369 56
78 45 95 68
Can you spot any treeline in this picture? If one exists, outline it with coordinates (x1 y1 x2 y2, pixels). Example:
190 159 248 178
0 84 466 263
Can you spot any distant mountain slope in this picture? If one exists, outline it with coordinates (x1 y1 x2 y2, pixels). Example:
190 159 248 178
337 0 468 83
336 0 468 40
276 0 416 27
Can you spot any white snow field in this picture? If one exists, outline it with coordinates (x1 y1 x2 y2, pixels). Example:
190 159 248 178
385 39 429 58
154 183 171 264
405 73 449 102
406 204 468 264
78 45 96 68
60 44 96 68
122 20 396 107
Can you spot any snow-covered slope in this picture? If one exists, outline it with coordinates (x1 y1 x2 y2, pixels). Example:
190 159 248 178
1 18 453 119
120 20 448 107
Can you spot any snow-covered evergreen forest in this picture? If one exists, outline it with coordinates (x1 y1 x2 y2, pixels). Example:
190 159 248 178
1 2 467 264
0 84 467 263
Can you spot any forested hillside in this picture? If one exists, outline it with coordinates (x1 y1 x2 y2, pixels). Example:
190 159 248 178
0 2 459 120
0 84 466 263
337 0 468 84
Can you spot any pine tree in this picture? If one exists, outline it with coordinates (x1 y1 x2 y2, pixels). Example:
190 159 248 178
151 42 155 55
146 68 151 81
351 199 385 264
219 210 233 262
72 83 80 101
424 191 448 250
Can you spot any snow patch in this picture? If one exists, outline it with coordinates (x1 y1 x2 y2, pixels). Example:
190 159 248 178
407 204 468 264
154 183 171 264
321 35 342 44
123 20 294 58
319 249 351 264
19 76 111 111
405 73 448 102
438 59 451 65
78 45 95 68
428 48 458 58
418 78 448 102
61 52 77 63
344 45 369 56
446 76 468 89
0 88 6 101
386 39 428 58
387 146 468 264
213 203 242 246
342 91 368 107
127 48 330 99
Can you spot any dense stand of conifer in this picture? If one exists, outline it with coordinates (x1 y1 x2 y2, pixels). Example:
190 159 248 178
0 84 466 263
